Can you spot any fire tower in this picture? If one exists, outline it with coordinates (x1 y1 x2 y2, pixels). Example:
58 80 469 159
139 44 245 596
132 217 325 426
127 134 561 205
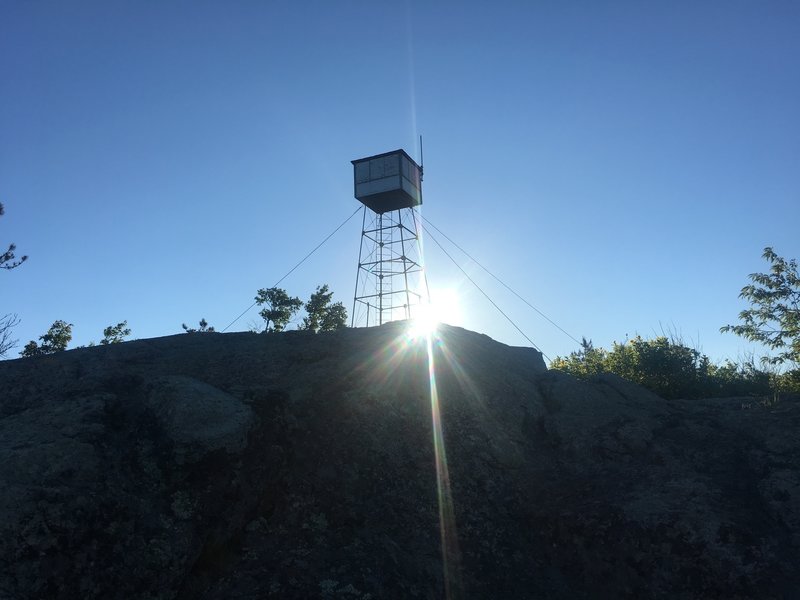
351 149 426 327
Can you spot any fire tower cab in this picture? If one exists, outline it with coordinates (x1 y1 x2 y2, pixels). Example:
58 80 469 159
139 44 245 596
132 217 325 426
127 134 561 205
352 149 422 214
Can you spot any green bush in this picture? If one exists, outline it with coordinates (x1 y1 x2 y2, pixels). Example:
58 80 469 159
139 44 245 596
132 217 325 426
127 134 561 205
550 336 773 400
775 368 800 395
20 320 73 357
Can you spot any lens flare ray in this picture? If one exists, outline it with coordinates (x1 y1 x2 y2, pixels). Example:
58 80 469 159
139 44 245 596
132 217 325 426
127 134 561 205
424 330 462 598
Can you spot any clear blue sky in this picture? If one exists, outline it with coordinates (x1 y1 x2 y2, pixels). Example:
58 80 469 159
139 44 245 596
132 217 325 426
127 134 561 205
1 1 798 364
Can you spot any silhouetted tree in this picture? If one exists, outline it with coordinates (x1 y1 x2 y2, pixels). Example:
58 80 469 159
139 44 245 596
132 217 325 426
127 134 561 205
255 287 303 332
1 203 27 356
300 284 348 333
182 318 215 333
20 320 73 357
721 247 799 367
101 321 131 344
0 202 27 270
0 313 20 357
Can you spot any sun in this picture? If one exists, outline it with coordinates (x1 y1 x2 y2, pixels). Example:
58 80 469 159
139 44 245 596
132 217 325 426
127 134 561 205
406 287 463 339
407 303 440 338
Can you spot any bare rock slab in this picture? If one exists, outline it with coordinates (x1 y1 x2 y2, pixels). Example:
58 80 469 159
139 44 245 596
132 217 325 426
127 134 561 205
0 323 798 599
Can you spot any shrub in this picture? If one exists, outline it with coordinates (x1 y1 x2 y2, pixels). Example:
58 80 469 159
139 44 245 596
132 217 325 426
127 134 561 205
550 335 772 399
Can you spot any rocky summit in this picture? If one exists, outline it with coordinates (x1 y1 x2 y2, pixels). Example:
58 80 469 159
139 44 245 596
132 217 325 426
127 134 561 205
1 322 799 599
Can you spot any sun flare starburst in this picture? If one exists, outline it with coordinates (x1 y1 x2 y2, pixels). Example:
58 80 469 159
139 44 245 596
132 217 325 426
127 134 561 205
405 287 463 339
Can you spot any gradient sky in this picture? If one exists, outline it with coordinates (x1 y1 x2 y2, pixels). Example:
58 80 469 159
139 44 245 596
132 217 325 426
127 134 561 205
1 1 798 364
